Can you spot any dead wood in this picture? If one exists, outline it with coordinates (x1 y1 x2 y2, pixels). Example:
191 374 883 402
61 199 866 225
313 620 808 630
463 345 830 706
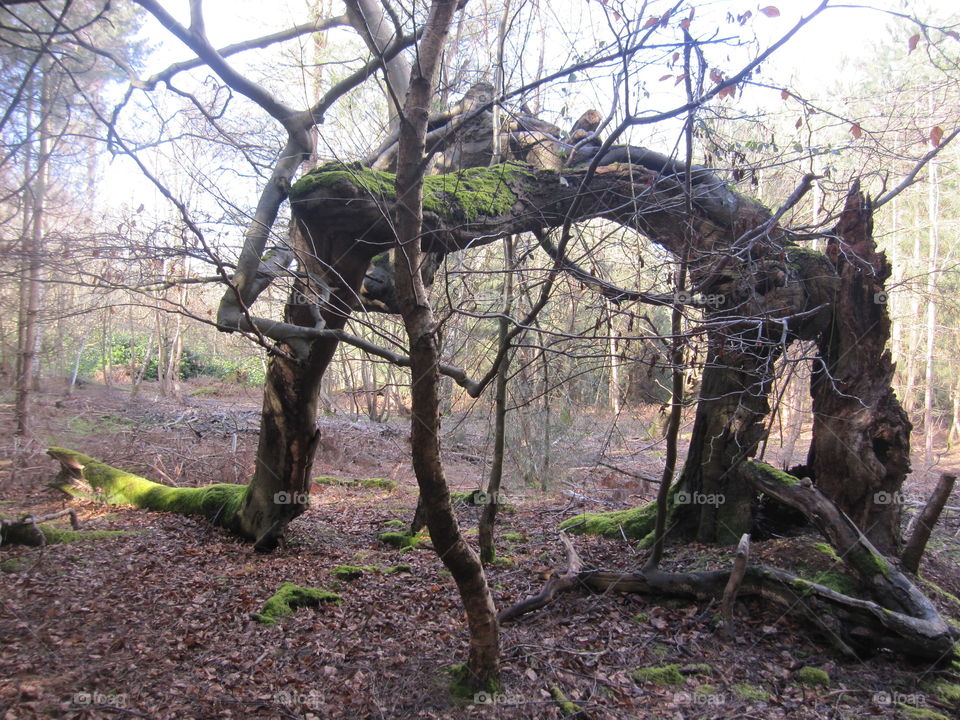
498 531 583 623
720 533 750 637
902 473 957 574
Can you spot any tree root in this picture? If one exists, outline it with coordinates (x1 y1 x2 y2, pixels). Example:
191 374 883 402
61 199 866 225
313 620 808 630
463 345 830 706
504 462 959 662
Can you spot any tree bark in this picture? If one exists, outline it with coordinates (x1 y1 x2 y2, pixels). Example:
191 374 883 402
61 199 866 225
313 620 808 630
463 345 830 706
391 0 500 692
808 185 912 554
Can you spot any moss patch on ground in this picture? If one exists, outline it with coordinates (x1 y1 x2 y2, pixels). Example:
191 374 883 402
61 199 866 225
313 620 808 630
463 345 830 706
924 680 960 704
548 684 582 716
1 557 25 572
898 706 951 720
560 501 658 540
314 476 397 491
795 667 830 687
446 663 501 700
630 664 685 686
330 565 378 581
732 682 771 702
378 528 428 550
253 582 340 625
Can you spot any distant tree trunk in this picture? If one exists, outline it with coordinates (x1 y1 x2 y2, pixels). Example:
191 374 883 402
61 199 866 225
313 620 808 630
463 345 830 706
922 160 939 466
902 204 922 414
808 185 911 554
479 237 513 565
15 67 50 437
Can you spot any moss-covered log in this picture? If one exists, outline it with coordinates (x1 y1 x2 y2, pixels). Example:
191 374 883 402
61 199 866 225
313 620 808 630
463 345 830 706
47 448 249 534
1 517 130 546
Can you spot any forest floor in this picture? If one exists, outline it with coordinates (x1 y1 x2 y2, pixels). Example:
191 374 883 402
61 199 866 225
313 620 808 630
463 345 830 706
1 380 959 720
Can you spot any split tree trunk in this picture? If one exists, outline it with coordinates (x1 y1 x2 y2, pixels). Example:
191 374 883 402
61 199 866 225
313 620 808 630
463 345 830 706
808 185 912 554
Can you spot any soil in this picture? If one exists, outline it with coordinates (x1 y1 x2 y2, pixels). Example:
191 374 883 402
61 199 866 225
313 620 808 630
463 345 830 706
1 380 958 719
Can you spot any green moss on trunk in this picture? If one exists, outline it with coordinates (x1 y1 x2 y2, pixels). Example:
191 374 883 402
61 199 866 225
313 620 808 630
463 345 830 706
48 448 248 531
253 582 340 625
291 161 534 221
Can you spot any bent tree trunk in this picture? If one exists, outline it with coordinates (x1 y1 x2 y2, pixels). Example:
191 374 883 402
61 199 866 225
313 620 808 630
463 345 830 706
289 157 844 544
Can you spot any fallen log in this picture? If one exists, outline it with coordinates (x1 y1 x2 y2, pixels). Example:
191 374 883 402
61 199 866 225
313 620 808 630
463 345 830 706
46 447 249 534
502 463 958 661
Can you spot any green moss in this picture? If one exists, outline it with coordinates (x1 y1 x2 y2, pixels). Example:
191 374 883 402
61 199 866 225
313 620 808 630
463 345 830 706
0 557 25 572
47 448 248 528
253 582 340 625
39 526 131 544
383 519 408 529
383 564 412 575
378 531 427 550
548 684 582 716
314 476 397 491
849 547 891 579
897 706 950 720
732 682 770 702
750 461 800 485
446 663 501 700
632 613 649 623
815 571 859 595
795 667 830 687
811 542 840 561
630 664 684 686
330 565 378 580
502 532 528 543
924 680 960 703
291 161 534 222
559 501 658 540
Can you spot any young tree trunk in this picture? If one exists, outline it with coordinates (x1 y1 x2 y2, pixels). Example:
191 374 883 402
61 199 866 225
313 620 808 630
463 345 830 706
392 0 500 691
808 185 912 554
